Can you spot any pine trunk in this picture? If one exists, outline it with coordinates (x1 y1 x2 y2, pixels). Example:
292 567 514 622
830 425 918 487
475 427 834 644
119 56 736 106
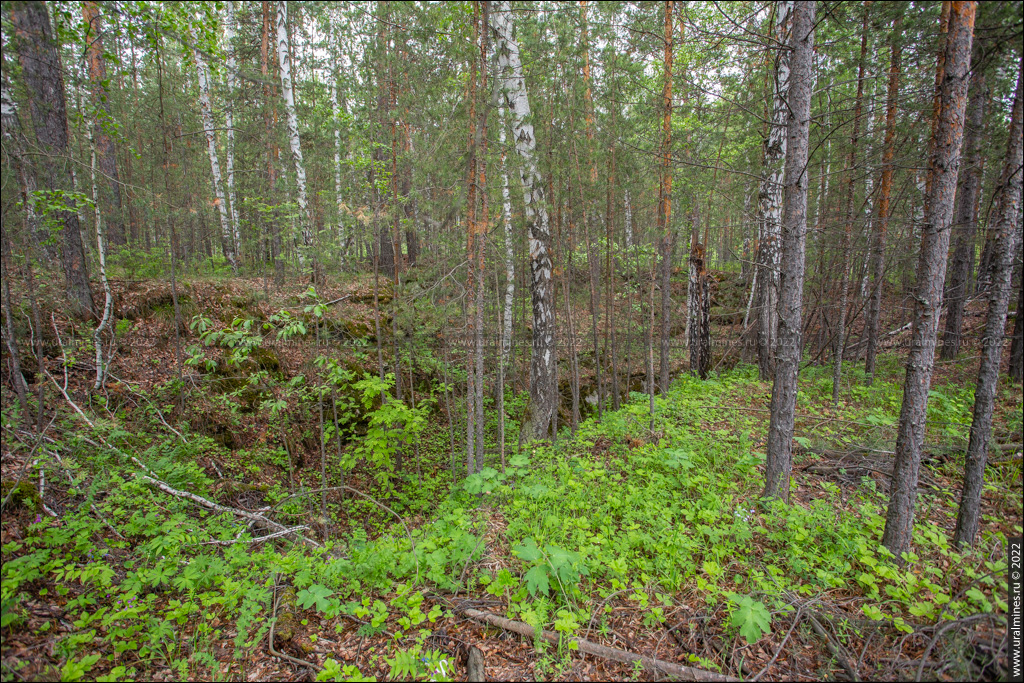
941 63 986 360
882 1 975 560
952 58 1022 548
657 0 674 395
865 17 902 382
9 0 95 316
82 1 125 248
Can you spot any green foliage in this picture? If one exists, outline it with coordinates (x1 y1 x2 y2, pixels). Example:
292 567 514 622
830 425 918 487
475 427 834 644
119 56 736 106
726 594 772 643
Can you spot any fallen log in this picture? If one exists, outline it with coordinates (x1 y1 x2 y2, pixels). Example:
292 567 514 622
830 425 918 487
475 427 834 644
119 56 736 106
462 608 739 682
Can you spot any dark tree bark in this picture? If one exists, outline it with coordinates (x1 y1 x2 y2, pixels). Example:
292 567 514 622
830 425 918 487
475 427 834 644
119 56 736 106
941 61 987 360
9 0 95 316
865 15 902 383
1008 261 1023 382
0 228 30 422
762 0 814 502
882 1 976 561
82 1 125 248
952 58 1022 548
688 240 710 379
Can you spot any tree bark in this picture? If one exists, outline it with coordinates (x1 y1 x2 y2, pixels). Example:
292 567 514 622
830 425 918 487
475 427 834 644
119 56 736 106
882 1 976 560
952 57 1022 548
195 51 238 272
261 1 284 286
941 62 987 360
9 0 95 316
490 1 558 440
1009 259 1023 382
865 16 903 383
81 1 125 248
277 1 312 249
223 0 241 262
754 1 793 381
763 0 814 502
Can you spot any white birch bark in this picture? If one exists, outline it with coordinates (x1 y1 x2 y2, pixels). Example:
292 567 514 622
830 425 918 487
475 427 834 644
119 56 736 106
277 0 312 247
624 188 633 248
223 0 241 260
195 50 237 270
489 0 557 438
88 115 113 390
498 103 515 372
754 0 793 380
333 81 345 248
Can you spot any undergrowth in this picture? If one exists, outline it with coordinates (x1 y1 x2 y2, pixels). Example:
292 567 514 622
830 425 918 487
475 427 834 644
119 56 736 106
1 359 1019 681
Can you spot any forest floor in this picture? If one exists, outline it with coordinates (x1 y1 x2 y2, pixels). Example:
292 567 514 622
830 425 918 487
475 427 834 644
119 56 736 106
1 270 1020 682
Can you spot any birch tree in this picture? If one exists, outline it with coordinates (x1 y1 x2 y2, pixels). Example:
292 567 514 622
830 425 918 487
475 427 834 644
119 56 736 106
87 106 113 390
195 50 237 271
277 0 312 249
754 0 793 381
223 0 241 261
490 0 558 440
762 0 814 502
882 0 976 560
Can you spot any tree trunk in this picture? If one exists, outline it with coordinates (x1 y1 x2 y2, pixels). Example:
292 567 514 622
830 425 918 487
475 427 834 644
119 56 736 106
882 1 975 561
1008 260 1023 382
0 228 30 422
941 62 987 360
952 57 1022 548
81 1 125 248
498 103 516 376
87 110 114 390
832 5 869 405
223 0 241 263
762 0 814 502
689 239 710 380
490 1 558 440
262 1 284 286
754 1 793 381
658 0 674 395
277 1 312 249
865 16 902 383
195 51 238 272
9 0 95 316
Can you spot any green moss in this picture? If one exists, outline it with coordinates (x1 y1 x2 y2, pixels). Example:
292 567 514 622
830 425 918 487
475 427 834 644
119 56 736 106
1 480 40 511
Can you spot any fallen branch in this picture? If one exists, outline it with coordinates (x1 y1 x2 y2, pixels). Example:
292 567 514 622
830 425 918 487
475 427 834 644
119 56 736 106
749 603 809 682
807 614 858 681
462 608 739 682
135 475 321 549
198 525 311 547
